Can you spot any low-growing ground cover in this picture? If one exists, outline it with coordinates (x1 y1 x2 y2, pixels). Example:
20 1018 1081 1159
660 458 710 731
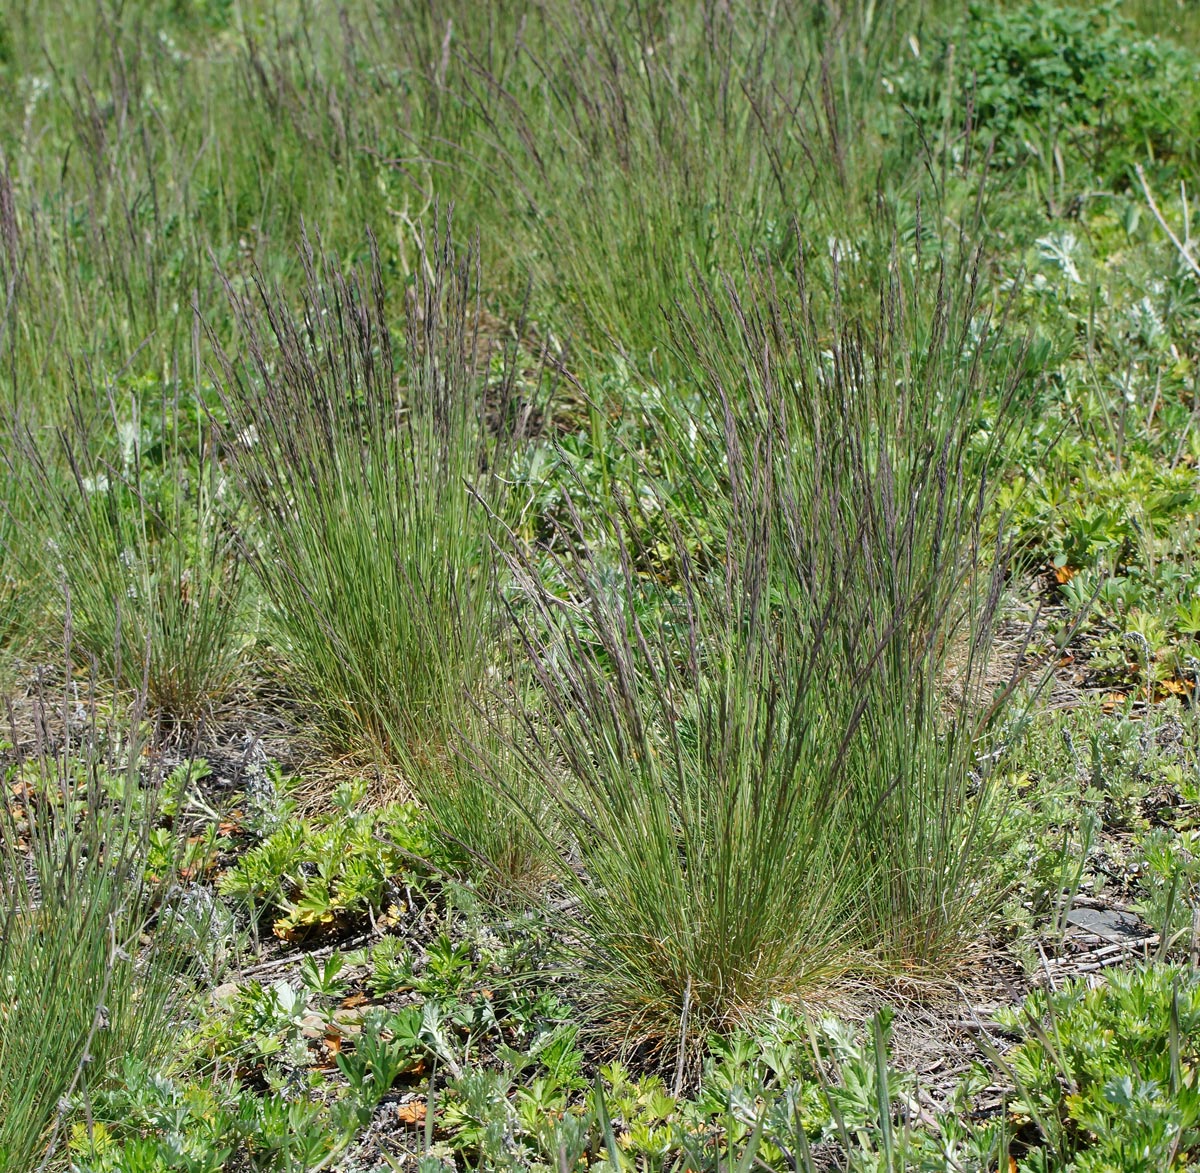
3 0 1200 1170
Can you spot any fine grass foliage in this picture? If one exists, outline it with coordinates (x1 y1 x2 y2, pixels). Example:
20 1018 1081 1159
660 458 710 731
495 432 854 1052
19 383 246 724
666 244 1031 968
214 221 552 890
495 239 1032 1052
0 693 192 1170
215 223 511 764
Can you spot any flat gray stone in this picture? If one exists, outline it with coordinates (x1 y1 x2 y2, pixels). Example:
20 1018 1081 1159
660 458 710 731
1064 906 1147 943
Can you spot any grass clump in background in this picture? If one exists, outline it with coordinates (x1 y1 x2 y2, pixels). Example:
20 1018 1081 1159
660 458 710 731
17 386 247 725
213 222 517 766
0 447 37 679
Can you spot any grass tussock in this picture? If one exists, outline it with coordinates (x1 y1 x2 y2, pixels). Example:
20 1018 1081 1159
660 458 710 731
213 219 554 890
16 385 246 725
213 222 498 764
497 485 852 1052
0 686 192 1169
0 450 38 672
488 238 1030 1052
668 243 1032 969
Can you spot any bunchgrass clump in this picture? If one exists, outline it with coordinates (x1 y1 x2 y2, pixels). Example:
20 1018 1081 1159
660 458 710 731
214 221 551 888
665 241 1030 970
495 476 854 1055
0 684 190 1169
18 385 246 725
494 237 1030 1052
0 449 38 672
